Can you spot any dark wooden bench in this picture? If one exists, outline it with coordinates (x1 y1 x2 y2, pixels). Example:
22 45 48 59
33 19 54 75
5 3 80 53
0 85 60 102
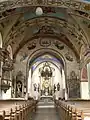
0 99 37 120
55 99 90 120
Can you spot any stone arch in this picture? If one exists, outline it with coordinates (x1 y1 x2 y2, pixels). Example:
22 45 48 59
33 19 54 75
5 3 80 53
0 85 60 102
32 60 61 72
26 48 67 96
26 48 66 77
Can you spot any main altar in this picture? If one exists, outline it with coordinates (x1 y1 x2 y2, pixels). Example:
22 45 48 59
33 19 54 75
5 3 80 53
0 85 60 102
39 62 54 96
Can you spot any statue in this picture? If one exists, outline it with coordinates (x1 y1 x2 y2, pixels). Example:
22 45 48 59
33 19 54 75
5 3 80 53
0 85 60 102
38 84 40 92
54 84 56 93
16 81 22 97
57 83 60 91
33 83 37 91
48 87 49 94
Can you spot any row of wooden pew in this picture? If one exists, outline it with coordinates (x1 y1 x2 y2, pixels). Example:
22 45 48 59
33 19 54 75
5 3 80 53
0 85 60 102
55 99 90 120
0 99 37 120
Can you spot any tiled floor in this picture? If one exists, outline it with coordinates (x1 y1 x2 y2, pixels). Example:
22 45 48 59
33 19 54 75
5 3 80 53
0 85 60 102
32 102 60 120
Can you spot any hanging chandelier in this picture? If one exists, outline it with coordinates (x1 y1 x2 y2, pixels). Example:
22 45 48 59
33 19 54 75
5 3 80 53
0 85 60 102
36 7 43 16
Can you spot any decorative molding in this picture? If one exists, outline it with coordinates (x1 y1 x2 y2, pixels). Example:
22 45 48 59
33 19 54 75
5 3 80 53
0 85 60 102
2 59 13 71
0 0 90 14
39 38 51 47
38 25 54 34
65 52 73 62
54 40 64 50
20 53 28 62
0 48 9 61
27 41 36 50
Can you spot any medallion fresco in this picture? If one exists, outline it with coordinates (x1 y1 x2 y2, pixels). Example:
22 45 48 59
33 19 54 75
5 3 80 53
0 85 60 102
39 38 51 47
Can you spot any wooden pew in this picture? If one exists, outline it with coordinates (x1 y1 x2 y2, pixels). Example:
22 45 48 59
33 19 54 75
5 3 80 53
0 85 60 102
55 99 90 120
0 99 37 120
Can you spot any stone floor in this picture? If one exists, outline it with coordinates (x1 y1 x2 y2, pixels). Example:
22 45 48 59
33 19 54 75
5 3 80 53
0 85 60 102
31 101 60 120
32 108 59 120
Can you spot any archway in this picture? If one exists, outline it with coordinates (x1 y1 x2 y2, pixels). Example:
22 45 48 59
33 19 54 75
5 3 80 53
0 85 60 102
27 54 67 100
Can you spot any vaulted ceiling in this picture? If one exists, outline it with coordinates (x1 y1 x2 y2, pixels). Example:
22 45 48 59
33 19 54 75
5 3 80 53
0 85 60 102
0 0 90 61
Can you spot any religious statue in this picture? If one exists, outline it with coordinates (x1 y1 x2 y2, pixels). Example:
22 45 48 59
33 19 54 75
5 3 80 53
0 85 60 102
54 84 56 93
38 84 40 92
57 83 60 91
33 83 37 91
48 87 49 94
16 81 22 97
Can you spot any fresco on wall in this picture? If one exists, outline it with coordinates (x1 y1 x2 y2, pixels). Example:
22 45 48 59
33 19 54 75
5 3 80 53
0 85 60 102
65 52 73 62
67 71 80 98
20 53 28 62
81 66 88 82
27 41 36 50
39 38 51 47
54 40 64 50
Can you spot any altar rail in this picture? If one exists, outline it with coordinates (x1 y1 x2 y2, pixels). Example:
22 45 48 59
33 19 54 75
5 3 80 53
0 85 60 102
55 99 90 120
0 99 37 120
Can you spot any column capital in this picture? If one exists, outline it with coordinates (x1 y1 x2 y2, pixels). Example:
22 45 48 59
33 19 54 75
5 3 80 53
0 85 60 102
0 48 9 61
2 58 13 71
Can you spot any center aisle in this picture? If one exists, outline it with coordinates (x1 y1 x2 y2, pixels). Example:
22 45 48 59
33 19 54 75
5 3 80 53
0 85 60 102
32 101 60 120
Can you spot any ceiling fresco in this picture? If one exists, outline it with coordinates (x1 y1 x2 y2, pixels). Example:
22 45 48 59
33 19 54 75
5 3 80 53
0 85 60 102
0 0 90 62
17 37 76 67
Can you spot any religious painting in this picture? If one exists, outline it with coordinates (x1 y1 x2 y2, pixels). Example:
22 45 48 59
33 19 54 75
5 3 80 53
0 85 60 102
81 66 88 82
67 71 80 98
20 53 28 62
27 41 36 50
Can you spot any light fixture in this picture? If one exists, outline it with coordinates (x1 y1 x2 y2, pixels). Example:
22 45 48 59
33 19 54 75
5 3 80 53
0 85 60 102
36 7 43 16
